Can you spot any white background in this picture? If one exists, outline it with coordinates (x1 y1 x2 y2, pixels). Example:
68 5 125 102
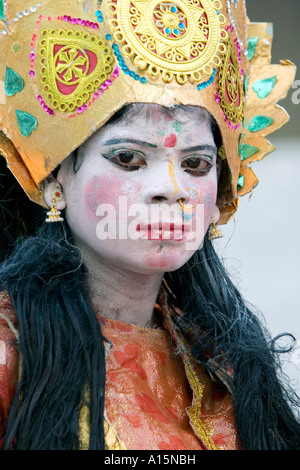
214 137 300 394
210 0 300 396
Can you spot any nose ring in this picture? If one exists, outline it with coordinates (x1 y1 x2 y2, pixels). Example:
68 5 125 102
179 188 201 210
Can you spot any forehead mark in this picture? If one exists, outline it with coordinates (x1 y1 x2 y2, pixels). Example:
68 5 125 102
164 133 177 148
168 158 180 195
172 121 182 135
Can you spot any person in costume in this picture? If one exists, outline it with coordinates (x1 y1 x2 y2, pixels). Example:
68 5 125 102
0 0 299 450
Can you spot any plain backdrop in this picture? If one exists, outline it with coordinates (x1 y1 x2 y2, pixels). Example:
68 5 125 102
214 0 300 393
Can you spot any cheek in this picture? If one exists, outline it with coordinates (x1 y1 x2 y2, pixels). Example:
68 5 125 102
84 175 118 217
189 179 218 227
201 180 218 209
84 174 142 220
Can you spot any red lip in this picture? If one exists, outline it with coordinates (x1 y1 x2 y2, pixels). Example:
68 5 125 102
136 223 187 241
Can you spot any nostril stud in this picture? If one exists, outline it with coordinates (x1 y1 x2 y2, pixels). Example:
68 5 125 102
179 188 201 210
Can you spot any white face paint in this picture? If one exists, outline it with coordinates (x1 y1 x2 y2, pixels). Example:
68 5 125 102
57 104 219 275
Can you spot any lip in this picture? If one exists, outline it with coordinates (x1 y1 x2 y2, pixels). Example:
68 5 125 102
136 222 190 241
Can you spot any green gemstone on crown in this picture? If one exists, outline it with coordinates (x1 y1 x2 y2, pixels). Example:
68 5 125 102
248 116 274 133
237 174 245 191
248 36 258 61
252 76 277 99
0 1 4 21
5 67 24 96
239 143 259 161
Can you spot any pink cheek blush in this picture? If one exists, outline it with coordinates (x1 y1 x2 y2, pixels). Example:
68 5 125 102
84 176 121 219
202 181 217 207
164 133 177 148
84 175 142 221
201 180 218 227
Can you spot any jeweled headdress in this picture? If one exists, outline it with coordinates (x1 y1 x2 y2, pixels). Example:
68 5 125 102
0 0 295 223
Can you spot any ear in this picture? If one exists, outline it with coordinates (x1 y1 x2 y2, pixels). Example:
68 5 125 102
212 205 220 224
43 177 67 210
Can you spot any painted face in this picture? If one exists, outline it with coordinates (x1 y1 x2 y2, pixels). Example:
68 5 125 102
57 104 219 274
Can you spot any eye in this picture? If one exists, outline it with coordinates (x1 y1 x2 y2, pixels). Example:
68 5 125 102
102 150 147 171
182 156 213 176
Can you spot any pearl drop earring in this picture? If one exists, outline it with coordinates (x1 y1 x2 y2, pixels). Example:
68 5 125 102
45 189 64 223
208 220 224 241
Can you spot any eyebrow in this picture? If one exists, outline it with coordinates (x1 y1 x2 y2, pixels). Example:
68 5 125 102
102 138 158 148
181 144 217 154
102 139 217 154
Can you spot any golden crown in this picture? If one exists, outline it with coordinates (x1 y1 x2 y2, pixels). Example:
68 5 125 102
0 0 295 223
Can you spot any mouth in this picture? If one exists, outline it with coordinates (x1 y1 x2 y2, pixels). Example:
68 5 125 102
136 222 189 241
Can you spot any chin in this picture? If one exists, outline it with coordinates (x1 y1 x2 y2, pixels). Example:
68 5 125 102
141 244 196 273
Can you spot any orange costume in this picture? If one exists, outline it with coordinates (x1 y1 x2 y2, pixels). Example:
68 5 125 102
0 290 240 450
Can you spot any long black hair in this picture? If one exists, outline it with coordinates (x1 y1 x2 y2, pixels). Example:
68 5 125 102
0 103 300 449
1 212 300 449
166 243 300 449
0 221 107 449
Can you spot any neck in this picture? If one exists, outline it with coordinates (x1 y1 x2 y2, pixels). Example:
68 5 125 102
76 242 164 328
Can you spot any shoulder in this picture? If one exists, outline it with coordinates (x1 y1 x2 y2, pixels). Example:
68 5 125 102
0 289 19 375
0 290 18 329
0 291 19 351
0 291 19 442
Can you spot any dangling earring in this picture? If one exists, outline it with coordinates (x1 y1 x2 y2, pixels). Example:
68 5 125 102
45 188 64 223
208 220 223 240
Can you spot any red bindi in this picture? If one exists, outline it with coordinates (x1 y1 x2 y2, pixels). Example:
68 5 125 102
164 133 177 148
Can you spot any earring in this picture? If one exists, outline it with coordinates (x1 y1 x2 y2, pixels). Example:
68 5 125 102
208 220 223 240
45 189 64 223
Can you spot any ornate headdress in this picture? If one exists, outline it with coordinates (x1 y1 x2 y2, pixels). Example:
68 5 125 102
0 0 295 224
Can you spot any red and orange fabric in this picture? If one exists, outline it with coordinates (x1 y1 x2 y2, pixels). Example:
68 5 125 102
99 314 240 450
0 291 240 450
0 292 19 449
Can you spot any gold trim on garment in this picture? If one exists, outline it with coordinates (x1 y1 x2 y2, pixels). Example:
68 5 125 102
78 293 229 450
183 355 218 450
163 302 220 450
78 391 127 450
78 398 90 450
104 412 128 450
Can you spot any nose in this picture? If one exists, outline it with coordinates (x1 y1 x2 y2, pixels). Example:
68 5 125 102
144 160 191 206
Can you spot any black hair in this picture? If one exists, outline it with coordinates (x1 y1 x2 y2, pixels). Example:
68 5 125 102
0 219 300 449
0 220 107 449
0 155 43 263
165 244 300 449
0 102 300 449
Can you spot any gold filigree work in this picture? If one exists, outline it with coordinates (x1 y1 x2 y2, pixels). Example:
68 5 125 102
38 29 114 113
108 0 227 84
218 38 244 123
